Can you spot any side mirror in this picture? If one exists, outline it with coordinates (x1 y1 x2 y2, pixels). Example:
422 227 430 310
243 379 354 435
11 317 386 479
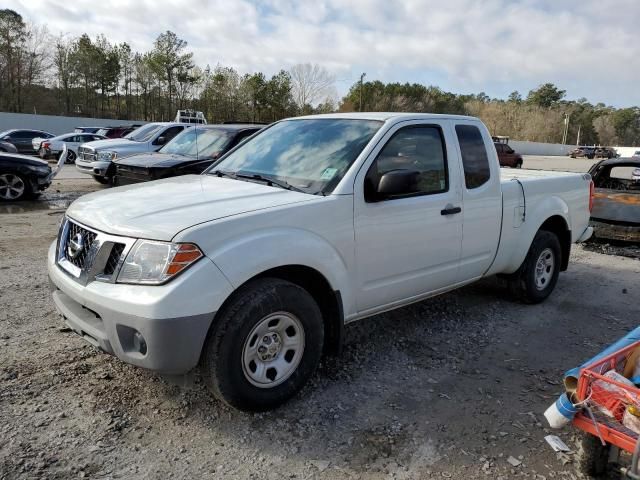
155 136 166 146
2 136 10 141
376 169 420 197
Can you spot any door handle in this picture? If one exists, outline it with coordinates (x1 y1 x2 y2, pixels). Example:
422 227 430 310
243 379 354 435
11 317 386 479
441 205 462 216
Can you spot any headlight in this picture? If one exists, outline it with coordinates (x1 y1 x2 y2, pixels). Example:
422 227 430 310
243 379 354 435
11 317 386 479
116 240 203 285
97 151 117 161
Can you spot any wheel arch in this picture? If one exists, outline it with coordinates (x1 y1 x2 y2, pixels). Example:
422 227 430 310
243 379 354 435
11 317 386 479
539 215 571 271
204 264 345 363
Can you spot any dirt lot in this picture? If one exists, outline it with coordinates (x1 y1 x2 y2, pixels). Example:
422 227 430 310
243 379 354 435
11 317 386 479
1 172 640 480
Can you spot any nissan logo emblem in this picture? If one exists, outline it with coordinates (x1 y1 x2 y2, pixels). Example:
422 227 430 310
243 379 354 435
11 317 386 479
67 233 85 259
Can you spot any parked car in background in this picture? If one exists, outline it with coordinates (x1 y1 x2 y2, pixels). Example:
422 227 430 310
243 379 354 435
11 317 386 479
494 142 523 168
75 122 192 184
0 151 55 201
49 112 594 411
588 158 640 242
95 125 142 139
39 133 106 163
632 150 640 159
0 141 18 153
569 146 595 159
74 127 103 134
594 147 617 159
0 129 54 155
113 124 262 185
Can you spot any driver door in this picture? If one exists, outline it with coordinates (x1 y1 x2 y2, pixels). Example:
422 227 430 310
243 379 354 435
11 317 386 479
353 121 463 314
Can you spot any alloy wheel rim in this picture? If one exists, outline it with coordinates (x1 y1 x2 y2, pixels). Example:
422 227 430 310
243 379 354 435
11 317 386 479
534 248 555 290
0 174 25 200
241 311 305 388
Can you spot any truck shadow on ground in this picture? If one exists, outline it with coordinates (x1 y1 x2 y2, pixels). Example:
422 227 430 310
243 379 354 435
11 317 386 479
78 280 517 475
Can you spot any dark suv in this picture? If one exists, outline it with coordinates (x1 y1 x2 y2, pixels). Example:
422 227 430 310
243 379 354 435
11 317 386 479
494 142 523 168
594 147 617 159
113 124 263 185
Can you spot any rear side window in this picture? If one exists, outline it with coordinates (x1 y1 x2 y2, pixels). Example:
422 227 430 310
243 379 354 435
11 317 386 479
456 125 490 189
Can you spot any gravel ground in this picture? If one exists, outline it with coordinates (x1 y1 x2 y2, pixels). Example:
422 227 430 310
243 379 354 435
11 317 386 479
1 176 640 480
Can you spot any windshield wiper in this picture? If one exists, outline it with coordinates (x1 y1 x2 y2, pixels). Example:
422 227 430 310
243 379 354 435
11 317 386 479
235 173 306 193
210 170 307 194
211 169 238 179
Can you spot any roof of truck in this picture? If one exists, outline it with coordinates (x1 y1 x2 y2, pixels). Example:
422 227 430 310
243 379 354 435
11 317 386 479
294 112 478 122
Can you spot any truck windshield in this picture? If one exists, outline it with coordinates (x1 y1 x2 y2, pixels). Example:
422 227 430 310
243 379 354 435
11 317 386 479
125 124 164 142
207 119 382 194
160 128 231 158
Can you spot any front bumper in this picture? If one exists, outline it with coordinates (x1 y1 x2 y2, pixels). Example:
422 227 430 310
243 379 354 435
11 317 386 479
47 241 234 374
75 159 111 176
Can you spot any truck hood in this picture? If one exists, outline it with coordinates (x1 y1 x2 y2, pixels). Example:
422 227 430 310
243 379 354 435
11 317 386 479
83 138 139 151
66 175 316 241
115 152 193 168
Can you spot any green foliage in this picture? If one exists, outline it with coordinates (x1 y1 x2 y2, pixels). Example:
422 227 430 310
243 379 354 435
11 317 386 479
526 83 566 108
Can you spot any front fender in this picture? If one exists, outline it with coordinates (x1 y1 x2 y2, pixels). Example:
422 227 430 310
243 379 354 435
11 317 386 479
205 227 354 316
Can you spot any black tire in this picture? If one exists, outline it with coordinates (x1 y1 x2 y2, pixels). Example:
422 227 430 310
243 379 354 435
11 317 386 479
202 277 324 411
508 230 561 304
577 433 610 478
515 161 523 168
92 175 110 185
0 172 32 201
65 150 76 164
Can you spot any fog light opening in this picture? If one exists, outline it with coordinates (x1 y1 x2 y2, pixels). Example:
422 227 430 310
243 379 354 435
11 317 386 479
133 331 147 355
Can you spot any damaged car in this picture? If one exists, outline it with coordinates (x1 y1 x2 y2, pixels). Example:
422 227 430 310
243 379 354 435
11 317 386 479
588 158 640 242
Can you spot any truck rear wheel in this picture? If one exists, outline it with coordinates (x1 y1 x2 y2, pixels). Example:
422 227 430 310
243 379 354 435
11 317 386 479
202 278 324 411
508 230 561 304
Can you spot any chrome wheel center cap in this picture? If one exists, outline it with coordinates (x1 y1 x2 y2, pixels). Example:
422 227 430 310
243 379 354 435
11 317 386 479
257 333 282 361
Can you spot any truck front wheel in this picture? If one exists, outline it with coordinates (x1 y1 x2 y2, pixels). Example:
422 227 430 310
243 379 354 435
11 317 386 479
508 230 561 304
202 278 324 411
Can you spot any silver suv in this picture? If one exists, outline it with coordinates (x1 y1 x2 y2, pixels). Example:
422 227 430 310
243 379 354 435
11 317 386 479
75 122 191 184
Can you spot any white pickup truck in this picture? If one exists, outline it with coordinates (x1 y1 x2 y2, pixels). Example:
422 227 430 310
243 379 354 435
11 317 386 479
48 113 594 411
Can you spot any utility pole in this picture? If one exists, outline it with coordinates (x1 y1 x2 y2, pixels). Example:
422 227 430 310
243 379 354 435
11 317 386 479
576 124 581 146
359 72 366 112
561 113 570 145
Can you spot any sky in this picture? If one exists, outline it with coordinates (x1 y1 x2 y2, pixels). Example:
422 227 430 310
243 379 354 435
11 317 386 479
7 0 640 107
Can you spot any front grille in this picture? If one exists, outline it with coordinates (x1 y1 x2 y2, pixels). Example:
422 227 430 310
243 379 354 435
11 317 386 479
104 243 125 275
78 146 96 161
117 165 146 174
63 222 97 269
56 218 135 285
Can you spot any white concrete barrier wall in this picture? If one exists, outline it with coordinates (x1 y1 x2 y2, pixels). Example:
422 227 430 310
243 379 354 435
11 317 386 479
0 112 146 136
510 140 640 157
614 146 640 157
509 141 574 156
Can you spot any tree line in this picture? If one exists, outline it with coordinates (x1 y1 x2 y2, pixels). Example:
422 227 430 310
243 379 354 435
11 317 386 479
1 8 639 146
341 81 640 146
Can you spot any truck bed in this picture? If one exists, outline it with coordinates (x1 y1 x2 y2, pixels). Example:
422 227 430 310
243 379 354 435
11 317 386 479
487 167 592 276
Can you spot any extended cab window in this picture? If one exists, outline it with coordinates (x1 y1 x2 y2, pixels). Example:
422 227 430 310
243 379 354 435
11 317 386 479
365 126 448 200
456 125 490 189
160 126 185 144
